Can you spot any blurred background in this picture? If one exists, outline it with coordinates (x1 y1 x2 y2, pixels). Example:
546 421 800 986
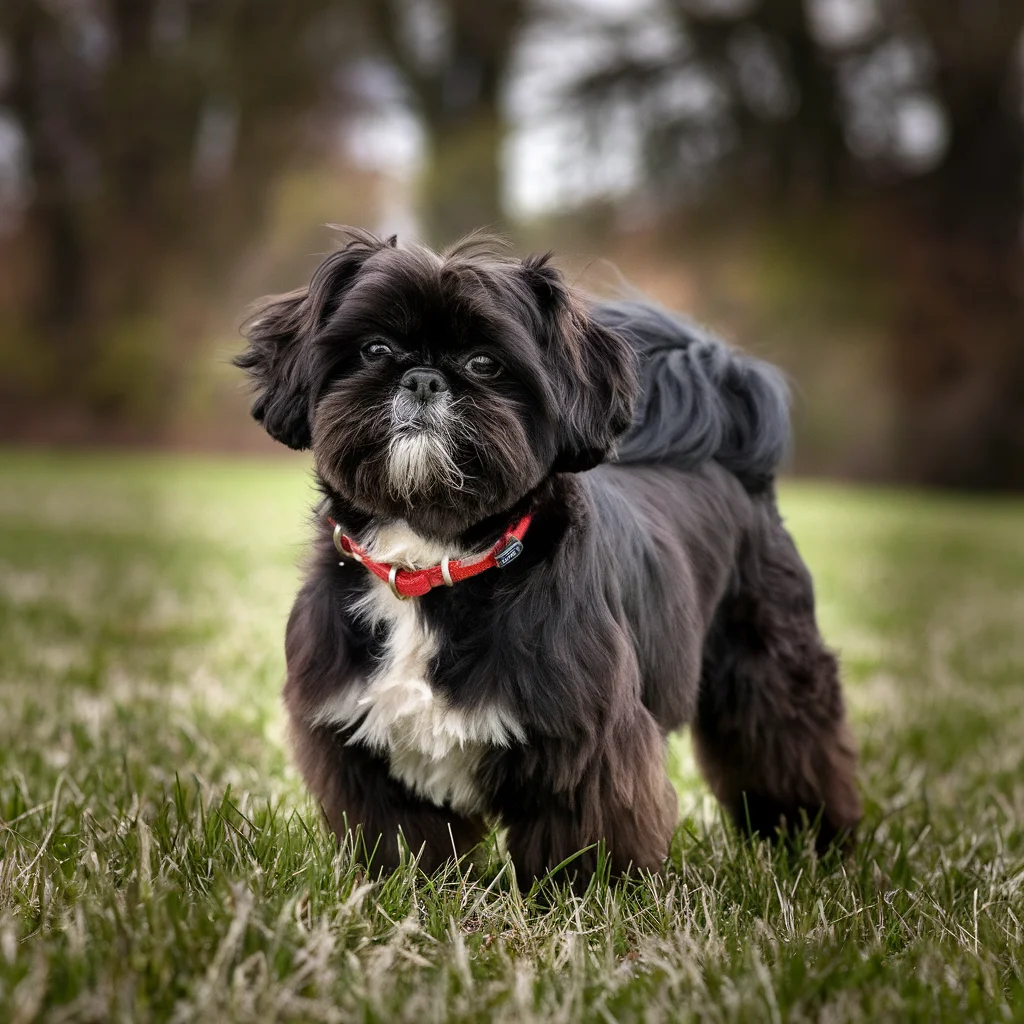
0 0 1022 489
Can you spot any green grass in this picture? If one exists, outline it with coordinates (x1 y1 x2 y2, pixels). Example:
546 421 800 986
1 451 1023 1023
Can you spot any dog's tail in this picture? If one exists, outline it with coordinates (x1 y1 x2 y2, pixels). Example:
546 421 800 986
596 300 790 492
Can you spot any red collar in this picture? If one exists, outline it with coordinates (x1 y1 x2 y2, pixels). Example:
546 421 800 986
326 514 532 599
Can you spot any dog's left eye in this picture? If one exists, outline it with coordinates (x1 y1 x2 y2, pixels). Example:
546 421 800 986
464 354 501 379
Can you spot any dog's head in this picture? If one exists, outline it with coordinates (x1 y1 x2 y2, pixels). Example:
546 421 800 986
235 229 637 537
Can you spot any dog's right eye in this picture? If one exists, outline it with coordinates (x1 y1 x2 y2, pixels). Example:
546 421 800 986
362 341 392 359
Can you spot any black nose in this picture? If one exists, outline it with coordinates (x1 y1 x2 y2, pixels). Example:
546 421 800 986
400 367 449 402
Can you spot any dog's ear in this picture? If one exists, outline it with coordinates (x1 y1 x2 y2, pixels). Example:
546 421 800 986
235 232 383 449
521 254 637 473
235 290 313 450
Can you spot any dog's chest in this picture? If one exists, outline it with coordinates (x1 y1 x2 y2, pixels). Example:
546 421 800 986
313 525 523 816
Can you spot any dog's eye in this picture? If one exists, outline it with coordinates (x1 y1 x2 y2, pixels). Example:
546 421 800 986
465 354 501 379
362 340 392 359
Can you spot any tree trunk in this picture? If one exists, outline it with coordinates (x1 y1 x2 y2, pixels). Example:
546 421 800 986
885 89 1024 489
420 110 505 244
4 1 93 388
410 0 523 245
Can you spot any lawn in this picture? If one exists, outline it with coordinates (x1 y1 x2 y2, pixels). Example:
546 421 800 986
1 451 1023 1023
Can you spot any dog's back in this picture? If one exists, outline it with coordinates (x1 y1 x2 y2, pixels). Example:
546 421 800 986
595 300 790 492
592 299 861 850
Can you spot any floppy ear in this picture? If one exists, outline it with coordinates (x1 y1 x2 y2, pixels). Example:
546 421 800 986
235 290 313 449
521 254 638 473
234 232 383 449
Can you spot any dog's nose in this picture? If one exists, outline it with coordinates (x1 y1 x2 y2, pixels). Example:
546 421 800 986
400 367 449 402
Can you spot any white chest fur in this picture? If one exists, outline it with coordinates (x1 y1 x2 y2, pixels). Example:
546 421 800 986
311 522 523 817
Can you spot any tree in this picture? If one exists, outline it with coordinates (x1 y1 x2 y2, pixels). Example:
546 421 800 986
569 0 1024 488
0 0 344 428
363 0 526 243
884 0 1024 487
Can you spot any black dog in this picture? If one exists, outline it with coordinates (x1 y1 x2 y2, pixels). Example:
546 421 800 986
236 229 861 882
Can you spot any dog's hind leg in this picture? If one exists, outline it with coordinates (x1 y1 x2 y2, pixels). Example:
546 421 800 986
692 495 862 851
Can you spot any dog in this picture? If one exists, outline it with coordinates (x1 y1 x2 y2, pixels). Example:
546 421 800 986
235 228 862 883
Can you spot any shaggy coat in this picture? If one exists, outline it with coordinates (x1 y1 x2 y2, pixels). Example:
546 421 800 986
236 229 861 883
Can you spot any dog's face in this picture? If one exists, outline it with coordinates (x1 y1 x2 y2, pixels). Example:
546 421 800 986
236 230 637 538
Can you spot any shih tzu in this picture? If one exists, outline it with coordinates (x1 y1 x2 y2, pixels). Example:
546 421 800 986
236 228 861 883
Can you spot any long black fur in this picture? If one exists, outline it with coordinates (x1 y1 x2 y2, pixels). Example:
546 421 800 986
236 229 861 885
602 301 791 492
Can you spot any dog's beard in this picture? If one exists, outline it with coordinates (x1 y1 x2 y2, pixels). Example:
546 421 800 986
386 393 469 502
313 378 548 537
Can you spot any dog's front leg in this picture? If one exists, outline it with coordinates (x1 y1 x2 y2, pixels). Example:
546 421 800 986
288 715 487 874
496 706 678 888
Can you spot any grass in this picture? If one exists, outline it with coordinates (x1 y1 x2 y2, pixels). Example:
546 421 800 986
1 450 1023 1023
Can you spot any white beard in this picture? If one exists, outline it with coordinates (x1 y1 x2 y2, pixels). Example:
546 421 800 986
387 430 465 500
386 396 467 501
